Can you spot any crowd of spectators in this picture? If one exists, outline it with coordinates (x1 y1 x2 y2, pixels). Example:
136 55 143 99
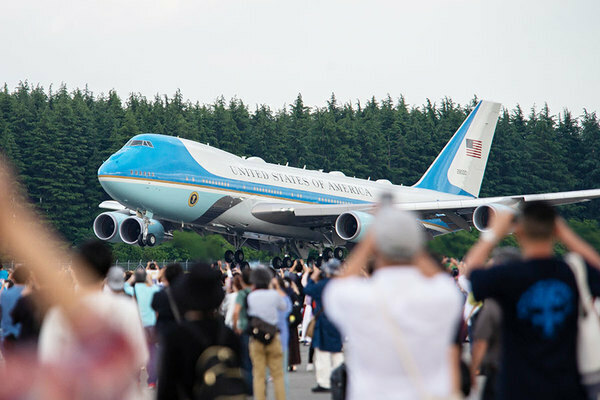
0 157 599 400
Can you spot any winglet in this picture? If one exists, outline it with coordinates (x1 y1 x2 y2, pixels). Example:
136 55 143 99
413 100 501 198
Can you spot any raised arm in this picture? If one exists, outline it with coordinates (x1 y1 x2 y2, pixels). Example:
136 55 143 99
339 231 376 278
464 211 515 276
0 160 93 312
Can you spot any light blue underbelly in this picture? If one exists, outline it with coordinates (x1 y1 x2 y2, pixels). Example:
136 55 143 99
101 179 227 222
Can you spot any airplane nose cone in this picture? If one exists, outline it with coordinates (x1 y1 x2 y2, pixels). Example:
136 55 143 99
98 159 117 176
98 152 127 177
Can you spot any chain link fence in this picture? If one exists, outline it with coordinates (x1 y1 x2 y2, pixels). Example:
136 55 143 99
114 260 192 271
2 260 193 272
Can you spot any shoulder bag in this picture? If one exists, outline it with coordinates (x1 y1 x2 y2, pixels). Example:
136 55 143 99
565 253 600 385
244 292 278 345
305 308 323 339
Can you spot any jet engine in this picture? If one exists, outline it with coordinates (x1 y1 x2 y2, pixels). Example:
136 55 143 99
119 216 165 246
335 211 373 242
93 211 130 243
472 203 515 232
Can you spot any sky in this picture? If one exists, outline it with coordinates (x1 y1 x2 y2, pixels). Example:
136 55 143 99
1 0 599 116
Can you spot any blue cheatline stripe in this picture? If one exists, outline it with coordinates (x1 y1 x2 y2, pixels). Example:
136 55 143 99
98 133 371 206
413 102 481 197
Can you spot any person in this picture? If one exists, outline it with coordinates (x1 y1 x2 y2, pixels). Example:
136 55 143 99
324 207 463 400
105 266 129 296
232 267 253 395
470 247 521 400
38 240 149 400
283 274 302 371
274 275 293 395
247 267 287 400
222 273 243 328
300 261 314 346
10 270 49 350
0 266 31 348
465 201 600 400
304 258 345 393
0 160 147 398
0 263 9 282
151 263 184 342
124 266 160 388
157 262 242 400
147 261 160 284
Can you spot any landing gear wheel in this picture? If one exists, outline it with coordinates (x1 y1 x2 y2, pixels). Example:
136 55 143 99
272 257 283 269
224 250 235 264
146 233 157 247
282 256 293 269
234 249 245 264
137 234 146 247
322 248 334 261
334 247 345 260
240 261 250 270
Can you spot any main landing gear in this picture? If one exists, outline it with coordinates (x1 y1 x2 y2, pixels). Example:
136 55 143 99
224 249 249 269
138 233 157 247
271 256 293 269
270 246 346 270
135 211 158 247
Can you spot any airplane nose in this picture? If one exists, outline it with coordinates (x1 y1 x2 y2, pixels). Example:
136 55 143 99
98 152 127 176
98 159 117 176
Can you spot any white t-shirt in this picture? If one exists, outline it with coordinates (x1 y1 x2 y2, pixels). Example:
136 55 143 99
324 267 462 400
38 291 149 400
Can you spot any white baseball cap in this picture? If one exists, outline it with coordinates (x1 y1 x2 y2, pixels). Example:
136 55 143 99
372 207 425 261
106 266 125 291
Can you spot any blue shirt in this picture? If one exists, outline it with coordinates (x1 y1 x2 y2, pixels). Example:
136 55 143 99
304 277 343 352
0 270 9 281
124 283 160 327
277 296 292 350
0 285 25 338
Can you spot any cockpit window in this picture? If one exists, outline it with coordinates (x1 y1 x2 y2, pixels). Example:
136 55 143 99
126 140 154 148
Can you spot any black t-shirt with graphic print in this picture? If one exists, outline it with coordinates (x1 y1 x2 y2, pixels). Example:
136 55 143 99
471 257 600 400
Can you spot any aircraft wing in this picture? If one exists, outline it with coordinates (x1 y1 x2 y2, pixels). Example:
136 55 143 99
251 188 600 231
251 202 373 227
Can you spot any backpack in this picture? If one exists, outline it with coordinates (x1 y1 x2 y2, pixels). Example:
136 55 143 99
183 320 247 400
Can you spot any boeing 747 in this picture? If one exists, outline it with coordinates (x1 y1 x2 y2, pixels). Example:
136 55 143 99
93 100 600 266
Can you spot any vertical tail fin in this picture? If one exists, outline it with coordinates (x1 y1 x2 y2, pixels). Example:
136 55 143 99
413 100 501 198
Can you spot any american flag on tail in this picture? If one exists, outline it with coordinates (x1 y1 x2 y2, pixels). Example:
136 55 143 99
466 139 482 159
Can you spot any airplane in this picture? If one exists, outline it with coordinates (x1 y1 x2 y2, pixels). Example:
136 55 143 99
94 100 600 267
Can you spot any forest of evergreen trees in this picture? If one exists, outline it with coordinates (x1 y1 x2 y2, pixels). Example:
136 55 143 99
2 82 600 260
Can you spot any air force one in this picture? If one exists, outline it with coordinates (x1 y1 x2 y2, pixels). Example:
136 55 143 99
94 100 600 265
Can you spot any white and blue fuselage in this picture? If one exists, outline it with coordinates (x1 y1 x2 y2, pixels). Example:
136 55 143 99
98 134 466 241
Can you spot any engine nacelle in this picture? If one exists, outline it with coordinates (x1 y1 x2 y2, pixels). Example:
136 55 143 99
335 211 373 242
473 203 515 232
119 216 165 246
93 211 129 243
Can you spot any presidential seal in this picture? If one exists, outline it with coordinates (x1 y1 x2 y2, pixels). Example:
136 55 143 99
188 191 199 207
